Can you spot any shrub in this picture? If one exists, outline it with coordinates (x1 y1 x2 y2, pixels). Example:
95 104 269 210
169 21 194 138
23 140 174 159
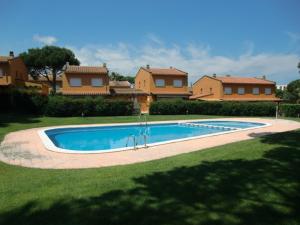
0 89 48 114
45 96 134 117
281 104 300 117
150 100 277 117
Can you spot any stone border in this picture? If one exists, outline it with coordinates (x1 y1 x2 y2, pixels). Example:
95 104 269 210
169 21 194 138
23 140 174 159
0 118 299 169
38 119 270 154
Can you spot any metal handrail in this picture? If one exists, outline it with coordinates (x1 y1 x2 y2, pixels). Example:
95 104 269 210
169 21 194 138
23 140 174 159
126 135 137 149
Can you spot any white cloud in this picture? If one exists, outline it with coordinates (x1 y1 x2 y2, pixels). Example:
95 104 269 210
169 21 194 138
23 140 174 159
33 34 57 45
68 41 300 84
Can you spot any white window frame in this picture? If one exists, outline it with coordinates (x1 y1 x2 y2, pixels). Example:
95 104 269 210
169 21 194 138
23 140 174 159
252 87 259 95
91 78 103 87
0 68 4 77
238 87 245 95
70 78 82 87
155 79 165 87
224 87 232 95
173 79 183 87
265 88 272 95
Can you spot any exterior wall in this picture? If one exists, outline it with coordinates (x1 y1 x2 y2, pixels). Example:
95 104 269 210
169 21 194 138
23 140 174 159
62 73 109 94
135 68 189 94
150 74 188 94
135 69 151 94
0 63 11 86
221 83 276 100
192 76 223 99
8 58 28 86
0 58 28 87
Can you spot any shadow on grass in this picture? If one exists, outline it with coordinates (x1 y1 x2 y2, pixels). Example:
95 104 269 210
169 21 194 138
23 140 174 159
0 113 41 128
0 131 299 225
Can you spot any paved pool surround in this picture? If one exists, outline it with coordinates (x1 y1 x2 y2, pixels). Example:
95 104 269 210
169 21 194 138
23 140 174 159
0 118 299 169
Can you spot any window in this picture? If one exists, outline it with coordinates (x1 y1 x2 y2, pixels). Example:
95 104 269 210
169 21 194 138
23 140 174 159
252 87 259 95
0 68 3 77
238 87 245 95
210 88 212 93
224 87 232 95
173 79 182 87
144 80 146 87
200 88 203 94
91 78 103 87
70 78 82 87
155 79 165 87
265 88 272 95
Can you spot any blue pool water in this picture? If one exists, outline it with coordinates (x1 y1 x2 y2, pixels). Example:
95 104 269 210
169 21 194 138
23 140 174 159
44 121 265 152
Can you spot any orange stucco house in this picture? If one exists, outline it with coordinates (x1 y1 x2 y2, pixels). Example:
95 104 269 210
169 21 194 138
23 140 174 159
135 65 191 111
61 63 110 96
0 51 28 88
191 75 280 102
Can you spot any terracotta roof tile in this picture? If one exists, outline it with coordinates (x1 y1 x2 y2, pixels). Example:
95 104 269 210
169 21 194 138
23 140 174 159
151 91 191 96
109 80 131 87
0 56 13 62
62 90 109 95
142 67 187 76
212 76 275 85
112 88 146 95
65 65 108 74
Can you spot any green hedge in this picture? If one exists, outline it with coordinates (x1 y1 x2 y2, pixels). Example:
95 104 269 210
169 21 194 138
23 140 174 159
280 104 300 117
45 96 134 117
0 89 48 114
150 100 277 116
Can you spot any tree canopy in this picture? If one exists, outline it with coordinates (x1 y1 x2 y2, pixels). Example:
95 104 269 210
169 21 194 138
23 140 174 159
109 72 135 84
20 46 80 94
286 79 300 103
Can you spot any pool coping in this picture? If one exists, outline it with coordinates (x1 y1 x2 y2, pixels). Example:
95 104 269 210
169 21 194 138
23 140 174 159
1 118 300 169
38 119 271 154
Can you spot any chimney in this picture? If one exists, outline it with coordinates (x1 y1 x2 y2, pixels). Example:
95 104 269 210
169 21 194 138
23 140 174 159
9 51 14 58
262 75 266 80
226 74 231 77
170 66 173 69
103 63 107 68
66 61 70 67
212 73 217 78
146 64 150 69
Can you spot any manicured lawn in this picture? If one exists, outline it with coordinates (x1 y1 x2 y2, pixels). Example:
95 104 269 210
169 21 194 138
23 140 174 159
0 114 299 225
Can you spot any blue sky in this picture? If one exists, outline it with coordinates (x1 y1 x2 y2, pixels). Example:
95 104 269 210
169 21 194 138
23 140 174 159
1 0 299 83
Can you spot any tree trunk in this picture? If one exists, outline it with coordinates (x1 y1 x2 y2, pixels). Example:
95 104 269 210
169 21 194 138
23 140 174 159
52 69 57 94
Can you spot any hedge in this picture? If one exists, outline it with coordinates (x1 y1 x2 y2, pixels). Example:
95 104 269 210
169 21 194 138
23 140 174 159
0 89 48 114
280 104 300 117
149 100 277 116
44 96 134 117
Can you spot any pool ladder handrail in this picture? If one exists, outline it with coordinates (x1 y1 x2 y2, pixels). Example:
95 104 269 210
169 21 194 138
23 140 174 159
126 135 137 149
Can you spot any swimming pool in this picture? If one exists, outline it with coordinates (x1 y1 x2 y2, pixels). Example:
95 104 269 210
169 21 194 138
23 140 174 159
39 120 268 153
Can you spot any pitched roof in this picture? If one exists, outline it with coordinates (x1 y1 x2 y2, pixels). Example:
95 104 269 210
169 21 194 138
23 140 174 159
211 76 275 85
109 80 131 87
0 56 13 63
65 65 108 74
142 67 187 76
111 88 146 95
62 90 110 95
29 75 62 82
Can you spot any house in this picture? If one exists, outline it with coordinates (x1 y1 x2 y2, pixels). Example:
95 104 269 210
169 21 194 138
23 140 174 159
29 75 62 93
276 84 287 91
135 65 191 110
109 80 148 113
61 63 110 96
0 51 28 88
190 74 280 101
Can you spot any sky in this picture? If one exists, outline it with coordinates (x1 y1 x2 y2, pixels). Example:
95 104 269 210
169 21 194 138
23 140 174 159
0 0 299 84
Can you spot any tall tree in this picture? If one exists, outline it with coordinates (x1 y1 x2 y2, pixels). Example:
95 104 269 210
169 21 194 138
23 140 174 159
109 72 135 84
20 46 80 94
286 79 300 103
298 62 300 74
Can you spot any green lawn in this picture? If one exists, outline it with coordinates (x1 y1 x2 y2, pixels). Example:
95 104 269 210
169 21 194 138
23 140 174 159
0 114 299 225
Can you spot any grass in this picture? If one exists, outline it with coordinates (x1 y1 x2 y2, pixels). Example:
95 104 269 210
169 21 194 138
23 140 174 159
0 114 299 225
